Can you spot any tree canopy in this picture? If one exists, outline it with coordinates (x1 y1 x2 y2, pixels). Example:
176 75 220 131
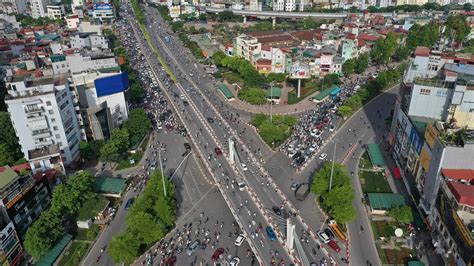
108 171 176 263
123 108 152 148
251 114 297 148
311 162 357 224
24 171 95 259
0 112 23 165
388 205 414 224
370 32 398 65
238 87 267 105
445 15 470 43
212 51 266 87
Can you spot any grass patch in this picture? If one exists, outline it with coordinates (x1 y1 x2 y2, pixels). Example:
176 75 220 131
377 245 389 264
57 241 90 266
238 87 267 105
359 151 373 169
371 220 395 239
251 113 297 148
287 86 319 105
223 71 243 85
359 170 392 193
75 229 89 241
115 135 149 170
77 196 109 221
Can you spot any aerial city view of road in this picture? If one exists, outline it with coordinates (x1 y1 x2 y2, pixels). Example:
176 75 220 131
0 0 472 266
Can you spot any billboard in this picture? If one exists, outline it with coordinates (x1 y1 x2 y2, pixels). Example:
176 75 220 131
424 124 438 149
409 127 423 154
289 62 310 79
95 72 129 97
94 3 112 10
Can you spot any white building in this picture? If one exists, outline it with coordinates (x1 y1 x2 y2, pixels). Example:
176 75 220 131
46 3 65 20
92 3 115 21
247 0 262 11
72 0 84 9
260 47 286 73
234 34 261 62
285 0 296 11
273 0 284 11
66 52 118 74
30 0 51 18
71 71 129 140
70 32 109 51
5 74 82 166
66 15 81 30
0 0 27 14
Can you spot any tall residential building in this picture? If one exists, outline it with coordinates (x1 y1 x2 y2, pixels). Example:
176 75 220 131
389 47 474 266
0 165 52 240
30 0 51 18
273 0 284 11
5 74 81 167
0 0 27 14
247 0 262 10
0 216 22 266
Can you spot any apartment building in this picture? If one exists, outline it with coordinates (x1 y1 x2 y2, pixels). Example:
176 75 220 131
259 46 286 73
5 74 81 167
234 34 262 62
0 165 52 240
46 3 66 20
390 47 474 266
0 216 22 266
30 0 51 18
0 0 27 14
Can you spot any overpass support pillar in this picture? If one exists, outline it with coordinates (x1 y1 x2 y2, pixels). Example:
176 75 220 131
272 17 276 29
286 218 295 250
242 15 247 24
297 79 301 98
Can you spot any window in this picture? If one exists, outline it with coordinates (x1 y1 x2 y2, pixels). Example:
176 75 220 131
436 90 448 97
53 126 58 131
57 142 62 147
420 89 431 95
49 109 54 114
46 101 51 106
55 134 60 139
51 118 55 123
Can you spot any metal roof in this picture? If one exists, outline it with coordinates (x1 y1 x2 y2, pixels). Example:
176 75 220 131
94 177 126 194
218 84 234 99
36 234 73 266
367 193 405 210
367 143 385 167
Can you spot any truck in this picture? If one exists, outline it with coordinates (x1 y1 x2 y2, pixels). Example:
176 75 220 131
295 183 310 201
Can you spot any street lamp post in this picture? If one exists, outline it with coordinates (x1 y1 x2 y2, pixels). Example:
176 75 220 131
329 139 339 191
158 146 167 197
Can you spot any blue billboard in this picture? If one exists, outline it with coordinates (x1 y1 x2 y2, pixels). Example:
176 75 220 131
95 72 129 97
94 3 112 10
409 127 423 154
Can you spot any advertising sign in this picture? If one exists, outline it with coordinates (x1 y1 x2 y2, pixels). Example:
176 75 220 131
409 127 423 154
94 3 112 10
289 62 310 79
424 124 438 149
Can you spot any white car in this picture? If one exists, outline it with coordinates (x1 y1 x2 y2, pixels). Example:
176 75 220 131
241 163 248 171
235 234 245 246
319 153 328 160
309 143 318 152
329 125 335 132
316 230 330 244
230 256 240 266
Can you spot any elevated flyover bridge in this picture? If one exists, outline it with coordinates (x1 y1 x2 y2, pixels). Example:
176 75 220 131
203 7 394 24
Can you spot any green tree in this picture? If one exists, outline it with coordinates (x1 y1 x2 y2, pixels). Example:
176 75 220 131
198 13 207 21
337 105 353 117
388 205 414 224
108 233 141 264
354 53 369 74
127 211 165 245
406 23 440 49
445 15 470 43
370 32 397 64
311 162 350 195
123 108 151 148
238 88 267 105
111 128 130 154
301 17 319 30
0 112 23 165
99 140 121 162
79 140 103 161
217 10 235 22
342 59 355 75
24 210 63 259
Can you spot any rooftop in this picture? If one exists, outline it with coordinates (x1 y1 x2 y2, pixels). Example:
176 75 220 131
0 166 19 190
28 144 61 160
415 46 431 57
94 177 127 194
414 78 455 89
447 181 474 207
367 193 406 210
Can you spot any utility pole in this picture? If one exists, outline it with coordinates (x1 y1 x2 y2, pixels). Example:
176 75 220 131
269 82 274 122
329 139 338 191
158 146 167 197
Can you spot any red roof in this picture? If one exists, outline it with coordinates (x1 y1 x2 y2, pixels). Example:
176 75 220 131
445 70 457 77
261 45 271 51
32 169 57 183
256 58 272 65
357 34 379 42
463 11 474 16
291 30 314 41
447 182 474 207
442 169 474 182
415 46 431 57
346 33 357 40
117 56 126 66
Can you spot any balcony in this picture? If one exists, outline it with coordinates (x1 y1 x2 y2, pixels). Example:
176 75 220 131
24 106 44 114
